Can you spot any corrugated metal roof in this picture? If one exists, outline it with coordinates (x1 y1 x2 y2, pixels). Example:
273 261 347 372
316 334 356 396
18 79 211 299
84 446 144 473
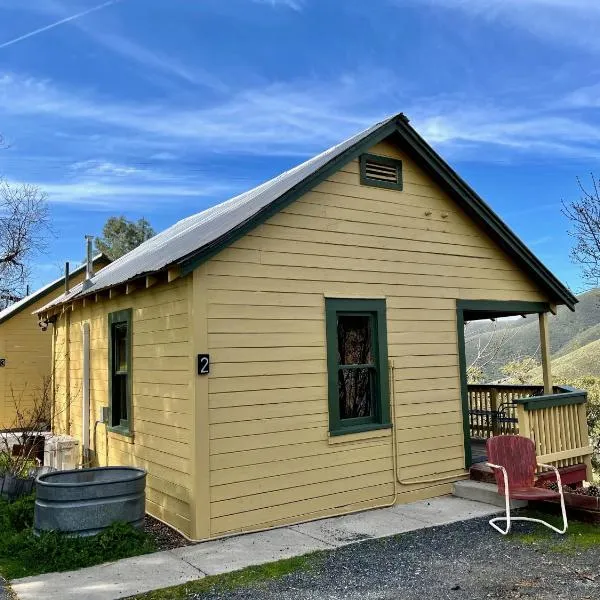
38 115 397 312
0 254 108 324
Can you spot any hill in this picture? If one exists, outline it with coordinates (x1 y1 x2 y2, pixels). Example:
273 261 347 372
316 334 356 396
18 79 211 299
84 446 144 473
465 287 600 381
529 338 600 380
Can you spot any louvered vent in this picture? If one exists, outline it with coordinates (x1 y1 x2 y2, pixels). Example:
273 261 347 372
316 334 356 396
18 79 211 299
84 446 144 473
359 154 403 190
364 159 399 183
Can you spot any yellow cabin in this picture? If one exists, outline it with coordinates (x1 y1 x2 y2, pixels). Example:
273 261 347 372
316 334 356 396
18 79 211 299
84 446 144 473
37 114 592 541
0 254 110 430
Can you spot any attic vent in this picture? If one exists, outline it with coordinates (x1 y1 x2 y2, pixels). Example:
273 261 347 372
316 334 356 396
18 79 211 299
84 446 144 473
359 154 403 191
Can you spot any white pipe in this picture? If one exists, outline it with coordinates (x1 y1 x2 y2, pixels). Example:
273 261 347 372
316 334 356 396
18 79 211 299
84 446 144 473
82 321 90 465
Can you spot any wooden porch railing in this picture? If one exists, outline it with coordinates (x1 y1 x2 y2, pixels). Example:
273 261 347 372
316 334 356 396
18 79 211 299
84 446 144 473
468 384 544 438
468 384 593 476
515 385 593 474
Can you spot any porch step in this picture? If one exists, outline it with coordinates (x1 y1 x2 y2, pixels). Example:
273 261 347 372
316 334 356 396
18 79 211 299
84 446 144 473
453 480 528 509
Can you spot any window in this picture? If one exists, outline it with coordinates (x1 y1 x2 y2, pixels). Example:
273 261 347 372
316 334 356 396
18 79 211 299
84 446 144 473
325 298 390 435
359 153 403 191
108 309 132 434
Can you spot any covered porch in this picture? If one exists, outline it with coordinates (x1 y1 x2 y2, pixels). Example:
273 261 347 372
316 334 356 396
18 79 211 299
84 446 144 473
457 300 594 481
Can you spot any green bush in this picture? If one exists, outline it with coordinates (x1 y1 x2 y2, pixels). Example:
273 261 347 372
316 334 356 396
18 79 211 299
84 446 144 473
0 497 156 579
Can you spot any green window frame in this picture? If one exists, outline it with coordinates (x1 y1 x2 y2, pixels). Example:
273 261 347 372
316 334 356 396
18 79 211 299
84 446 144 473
325 298 391 436
108 308 132 435
359 153 403 191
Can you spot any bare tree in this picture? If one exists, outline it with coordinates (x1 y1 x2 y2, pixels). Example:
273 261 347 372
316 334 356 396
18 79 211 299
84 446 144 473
562 175 600 288
0 179 50 307
466 321 521 383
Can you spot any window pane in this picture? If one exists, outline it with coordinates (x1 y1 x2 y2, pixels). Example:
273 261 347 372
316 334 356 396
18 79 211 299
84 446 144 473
338 368 374 419
337 315 373 365
114 323 128 373
112 374 127 426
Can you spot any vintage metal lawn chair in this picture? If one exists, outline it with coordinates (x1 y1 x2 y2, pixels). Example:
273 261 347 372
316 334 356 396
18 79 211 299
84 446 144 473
486 435 568 535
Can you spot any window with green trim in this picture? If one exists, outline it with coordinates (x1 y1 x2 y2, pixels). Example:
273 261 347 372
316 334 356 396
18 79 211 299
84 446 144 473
325 298 390 435
359 153 403 191
108 308 132 433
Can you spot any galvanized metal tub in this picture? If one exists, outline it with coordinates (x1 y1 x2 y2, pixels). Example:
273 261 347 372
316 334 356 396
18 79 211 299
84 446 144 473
34 466 146 536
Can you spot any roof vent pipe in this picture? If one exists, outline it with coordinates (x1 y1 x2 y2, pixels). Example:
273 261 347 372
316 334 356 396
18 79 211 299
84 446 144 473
85 235 94 281
64 262 70 294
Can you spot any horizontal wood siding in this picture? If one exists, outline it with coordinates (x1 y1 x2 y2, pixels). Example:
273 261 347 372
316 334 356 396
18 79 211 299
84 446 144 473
0 268 94 429
51 276 194 537
205 138 549 535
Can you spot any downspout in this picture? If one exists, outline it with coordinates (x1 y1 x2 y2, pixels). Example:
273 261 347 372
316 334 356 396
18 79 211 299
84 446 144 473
81 322 90 466
64 261 71 436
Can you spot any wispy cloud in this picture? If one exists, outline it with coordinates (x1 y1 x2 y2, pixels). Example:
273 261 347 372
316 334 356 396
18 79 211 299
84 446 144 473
251 0 305 11
0 0 123 50
394 0 600 53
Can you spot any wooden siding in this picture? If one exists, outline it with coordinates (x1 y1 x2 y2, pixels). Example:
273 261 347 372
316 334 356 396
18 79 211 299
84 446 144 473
0 268 99 430
51 276 194 536
203 138 549 536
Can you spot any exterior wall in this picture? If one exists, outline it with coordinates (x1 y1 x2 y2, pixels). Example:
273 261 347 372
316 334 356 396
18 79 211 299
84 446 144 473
201 138 550 537
0 268 99 430
52 276 194 536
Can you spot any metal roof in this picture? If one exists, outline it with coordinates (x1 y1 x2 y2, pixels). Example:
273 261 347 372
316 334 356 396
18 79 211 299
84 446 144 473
37 112 578 313
38 115 397 312
0 254 109 324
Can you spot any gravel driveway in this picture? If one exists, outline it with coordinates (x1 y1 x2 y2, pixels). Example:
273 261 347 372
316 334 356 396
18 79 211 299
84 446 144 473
193 516 599 600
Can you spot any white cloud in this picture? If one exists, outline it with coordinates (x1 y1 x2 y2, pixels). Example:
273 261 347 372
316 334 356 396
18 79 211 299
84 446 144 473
251 0 305 11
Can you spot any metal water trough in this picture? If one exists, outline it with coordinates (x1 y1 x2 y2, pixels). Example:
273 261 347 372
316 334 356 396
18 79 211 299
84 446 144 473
34 466 146 536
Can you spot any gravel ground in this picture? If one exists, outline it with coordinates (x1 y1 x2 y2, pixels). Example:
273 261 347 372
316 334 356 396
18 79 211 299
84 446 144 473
0 576 13 600
144 515 191 551
192 517 599 600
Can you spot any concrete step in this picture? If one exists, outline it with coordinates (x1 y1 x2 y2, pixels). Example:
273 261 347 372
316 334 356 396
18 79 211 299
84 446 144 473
453 480 527 509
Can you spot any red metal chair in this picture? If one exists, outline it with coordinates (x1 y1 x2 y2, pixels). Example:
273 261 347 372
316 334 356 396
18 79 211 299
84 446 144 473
486 435 568 535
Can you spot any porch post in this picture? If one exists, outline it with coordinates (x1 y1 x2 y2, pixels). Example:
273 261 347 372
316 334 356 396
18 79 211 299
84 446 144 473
538 312 553 394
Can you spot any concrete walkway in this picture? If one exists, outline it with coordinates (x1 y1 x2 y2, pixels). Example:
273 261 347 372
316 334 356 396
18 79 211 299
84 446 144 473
11 496 500 600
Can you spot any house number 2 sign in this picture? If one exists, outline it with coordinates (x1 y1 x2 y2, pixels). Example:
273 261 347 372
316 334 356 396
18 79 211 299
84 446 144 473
197 354 210 375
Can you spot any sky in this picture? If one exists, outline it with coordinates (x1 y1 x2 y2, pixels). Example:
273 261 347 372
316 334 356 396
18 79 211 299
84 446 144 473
1 0 599 293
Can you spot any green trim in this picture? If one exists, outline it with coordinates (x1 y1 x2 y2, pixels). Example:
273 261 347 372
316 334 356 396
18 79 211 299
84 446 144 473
329 423 392 437
108 308 133 436
455 305 471 468
325 298 390 436
0 254 110 325
456 300 550 315
175 115 575 310
516 389 587 411
359 153 403 191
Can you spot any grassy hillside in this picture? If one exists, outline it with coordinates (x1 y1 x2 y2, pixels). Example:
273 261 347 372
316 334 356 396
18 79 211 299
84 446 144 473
529 338 600 379
465 287 600 381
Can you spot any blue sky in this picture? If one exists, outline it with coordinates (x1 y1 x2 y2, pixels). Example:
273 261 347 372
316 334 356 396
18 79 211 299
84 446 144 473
1 0 599 293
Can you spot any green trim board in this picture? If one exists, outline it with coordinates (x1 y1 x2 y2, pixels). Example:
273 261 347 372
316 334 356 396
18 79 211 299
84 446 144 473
515 390 588 411
455 306 471 468
359 153 403 191
455 299 552 468
107 308 133 436
176 114 576 311
325 298 390 436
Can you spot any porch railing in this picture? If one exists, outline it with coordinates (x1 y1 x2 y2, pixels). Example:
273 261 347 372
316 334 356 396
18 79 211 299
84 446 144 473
468 384 544 438
468 384 593 475
515 385 593 471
